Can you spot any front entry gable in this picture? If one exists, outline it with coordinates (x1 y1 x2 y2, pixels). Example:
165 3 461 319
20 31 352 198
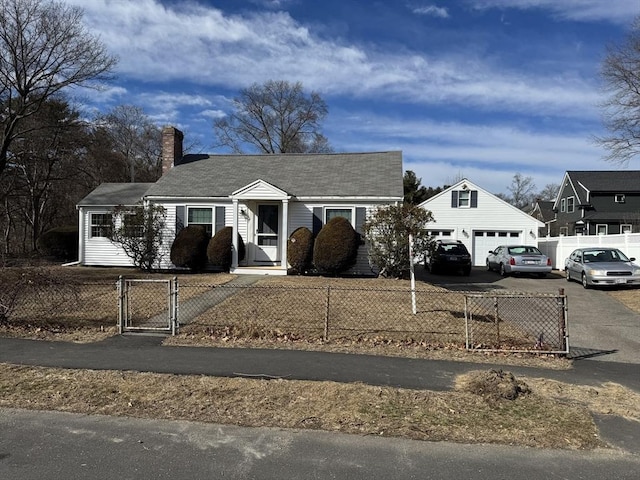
231 179 290 201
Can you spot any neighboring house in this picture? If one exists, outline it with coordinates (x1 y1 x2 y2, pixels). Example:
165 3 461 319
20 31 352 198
419 179 544 266
527 200 557 237
553 171 640 236
77 127 404 275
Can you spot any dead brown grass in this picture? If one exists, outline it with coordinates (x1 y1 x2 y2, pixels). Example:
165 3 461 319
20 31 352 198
608 288 640 314
0 363 612 450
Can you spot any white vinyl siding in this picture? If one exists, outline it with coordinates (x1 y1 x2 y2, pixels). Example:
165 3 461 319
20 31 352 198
421 181 543 266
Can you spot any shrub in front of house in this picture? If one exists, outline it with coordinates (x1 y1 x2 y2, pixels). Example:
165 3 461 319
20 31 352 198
287 226 314 274
207 226 246 271
170 226 210 271
36 226 79 261
313 217 359 275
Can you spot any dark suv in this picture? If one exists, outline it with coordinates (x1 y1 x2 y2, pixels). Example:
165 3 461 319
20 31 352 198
427 240 472 276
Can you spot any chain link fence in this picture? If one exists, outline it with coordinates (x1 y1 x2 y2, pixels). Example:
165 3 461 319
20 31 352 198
172 282 568 354
465 292 568 354
1 271 568 354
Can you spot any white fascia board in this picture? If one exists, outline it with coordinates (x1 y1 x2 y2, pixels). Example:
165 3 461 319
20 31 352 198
295 196 403 202
144 196 230 203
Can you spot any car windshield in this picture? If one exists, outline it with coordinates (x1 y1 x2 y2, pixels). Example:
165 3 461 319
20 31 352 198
507 246 541 255
582 249 629 263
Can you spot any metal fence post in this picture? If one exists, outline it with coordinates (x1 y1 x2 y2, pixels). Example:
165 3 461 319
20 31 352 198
558 288 568 353
493 296 500 347
172 276 179 335
117 276 125 334
324 286 331 341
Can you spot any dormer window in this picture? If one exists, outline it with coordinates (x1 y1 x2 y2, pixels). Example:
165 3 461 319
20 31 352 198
615 194 625 203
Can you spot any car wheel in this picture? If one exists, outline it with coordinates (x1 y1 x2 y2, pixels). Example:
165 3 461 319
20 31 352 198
565 269 571 282
499 263 508 277
486 260 491 272
581 272 589 289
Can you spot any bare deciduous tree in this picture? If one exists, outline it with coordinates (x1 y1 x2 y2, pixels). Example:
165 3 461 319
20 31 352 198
506 173 536 210
0 0 117 178
597 17 640 165
96 105 162 182
214 80 331 154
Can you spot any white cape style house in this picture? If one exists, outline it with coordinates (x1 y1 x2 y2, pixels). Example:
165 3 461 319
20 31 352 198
77 127 404 275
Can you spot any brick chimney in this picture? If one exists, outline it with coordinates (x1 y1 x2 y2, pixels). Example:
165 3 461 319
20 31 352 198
161 126 184 175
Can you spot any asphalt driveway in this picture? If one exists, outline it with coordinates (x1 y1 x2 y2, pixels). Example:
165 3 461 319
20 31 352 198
416 267 640 364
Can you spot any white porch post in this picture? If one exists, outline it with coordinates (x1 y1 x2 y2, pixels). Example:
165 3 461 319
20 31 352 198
281 199 289 272
232 198 239 269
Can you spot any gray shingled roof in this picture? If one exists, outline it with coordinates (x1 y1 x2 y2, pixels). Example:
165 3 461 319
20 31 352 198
145 152 403 199
77 183 154 207
569 171 640 193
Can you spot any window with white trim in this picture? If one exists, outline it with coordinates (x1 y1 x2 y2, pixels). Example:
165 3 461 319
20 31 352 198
560 198 566 213
596 224 608 235
90 213 112 238
621 224 632 234
457 190 470 207
325 207 354 225
123 213 144 238
615 194 626 203
567 196 575 213
187 207 213 236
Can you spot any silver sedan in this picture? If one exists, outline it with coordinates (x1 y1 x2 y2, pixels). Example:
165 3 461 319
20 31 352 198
565 247 640 288
486 245 552 277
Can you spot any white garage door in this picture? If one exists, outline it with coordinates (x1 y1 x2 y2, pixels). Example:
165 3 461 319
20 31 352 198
472 231 521 266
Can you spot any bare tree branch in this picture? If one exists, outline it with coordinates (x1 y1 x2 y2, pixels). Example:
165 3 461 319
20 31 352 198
597 16 640 165
0 0 117 177
213 80 331 153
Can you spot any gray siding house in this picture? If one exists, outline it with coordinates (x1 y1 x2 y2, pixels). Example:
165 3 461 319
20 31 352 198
553 171 640 236
77 127 404 275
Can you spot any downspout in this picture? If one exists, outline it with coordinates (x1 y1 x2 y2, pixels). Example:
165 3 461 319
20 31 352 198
77 206 85 265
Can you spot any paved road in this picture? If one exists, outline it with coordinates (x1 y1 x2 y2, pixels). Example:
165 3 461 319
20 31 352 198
417 267 640 364
1 408 638 480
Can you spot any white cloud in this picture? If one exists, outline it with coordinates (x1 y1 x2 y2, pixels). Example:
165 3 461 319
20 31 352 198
468 0 637 25
66 0 602 120
325 110 609 194
410 4 450 18
200 109 226 120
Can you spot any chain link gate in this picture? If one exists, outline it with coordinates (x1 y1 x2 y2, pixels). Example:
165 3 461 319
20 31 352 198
464 288 569 354
117 276 178 334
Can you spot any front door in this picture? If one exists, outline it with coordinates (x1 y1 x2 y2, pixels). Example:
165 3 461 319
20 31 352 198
254 204 279 263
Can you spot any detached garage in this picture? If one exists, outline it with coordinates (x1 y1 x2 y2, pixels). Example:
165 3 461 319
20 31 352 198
419 179 544 266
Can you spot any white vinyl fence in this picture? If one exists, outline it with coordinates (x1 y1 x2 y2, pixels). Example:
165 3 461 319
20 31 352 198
538 233 640 270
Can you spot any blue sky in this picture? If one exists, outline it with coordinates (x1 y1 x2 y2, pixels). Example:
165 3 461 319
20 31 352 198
67 0 638 195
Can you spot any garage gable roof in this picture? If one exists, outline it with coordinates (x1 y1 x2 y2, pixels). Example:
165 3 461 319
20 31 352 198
419 179 544 227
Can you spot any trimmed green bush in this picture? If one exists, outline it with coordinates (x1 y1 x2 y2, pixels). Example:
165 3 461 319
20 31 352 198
287 226 314 274
170 226 210 271
313 217 359 275
36 226 79 261
207 226 246 271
